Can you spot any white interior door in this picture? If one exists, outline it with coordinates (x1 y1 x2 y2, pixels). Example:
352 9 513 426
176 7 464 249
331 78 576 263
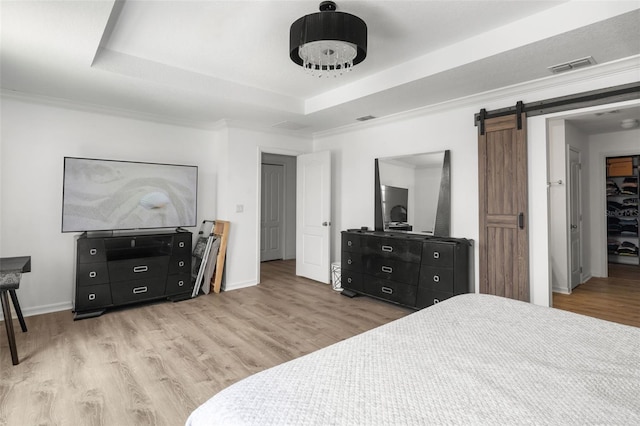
569 148 582 289
261 163 284 262
296 151 331 283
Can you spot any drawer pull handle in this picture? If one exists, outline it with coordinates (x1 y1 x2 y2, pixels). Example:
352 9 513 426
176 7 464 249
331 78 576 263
433 275 440 283
381 245 393 253
133 266 148 273
89 248 97 255
348 241 353 247
433 298 440 304
179 242 185 248
381 286 393 294
178 261 185 267
88 293 96 301
133 286 148 294
89 271 97 278
178 280 184 287
381 266 393 273
347 277 352 284
347 259 353 265
433 251 440 259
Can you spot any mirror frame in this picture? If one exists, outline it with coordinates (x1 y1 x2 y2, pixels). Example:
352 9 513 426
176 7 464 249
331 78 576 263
374 150 451 236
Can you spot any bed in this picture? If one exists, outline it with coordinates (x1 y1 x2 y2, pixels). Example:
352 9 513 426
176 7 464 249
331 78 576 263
186 294 640 425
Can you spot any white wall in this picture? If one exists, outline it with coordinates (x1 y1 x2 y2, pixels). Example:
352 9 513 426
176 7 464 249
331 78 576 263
261 153 297 260
221 126 312 290
547 120 591 294
547 119 569 293
0 96 221 316
0 97 313 315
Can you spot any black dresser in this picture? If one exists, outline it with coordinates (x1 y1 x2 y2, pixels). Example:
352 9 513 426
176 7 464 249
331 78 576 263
73 230 192 319
341 230 472 309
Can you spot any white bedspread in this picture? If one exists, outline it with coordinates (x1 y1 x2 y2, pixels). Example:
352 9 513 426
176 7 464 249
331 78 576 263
186 294 640 425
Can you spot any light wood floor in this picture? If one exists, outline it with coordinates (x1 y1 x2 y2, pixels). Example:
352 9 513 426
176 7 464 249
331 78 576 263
553 263 640 328
3 261 636 425
0 260 410 426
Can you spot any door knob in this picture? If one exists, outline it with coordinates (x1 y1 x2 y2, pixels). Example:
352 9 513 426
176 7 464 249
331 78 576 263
322 221 331 226
571 224 577 229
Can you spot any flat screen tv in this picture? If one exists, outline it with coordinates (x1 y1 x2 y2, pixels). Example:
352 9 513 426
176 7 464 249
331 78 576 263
62 157 198 233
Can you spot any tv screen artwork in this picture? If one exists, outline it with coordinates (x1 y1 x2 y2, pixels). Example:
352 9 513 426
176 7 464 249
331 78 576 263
62 157 198 232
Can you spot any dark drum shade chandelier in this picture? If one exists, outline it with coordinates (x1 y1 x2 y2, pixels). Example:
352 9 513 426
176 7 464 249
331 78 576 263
290 1 367 77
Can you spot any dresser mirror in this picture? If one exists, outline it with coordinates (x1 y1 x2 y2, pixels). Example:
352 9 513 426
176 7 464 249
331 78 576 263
375 150 450 236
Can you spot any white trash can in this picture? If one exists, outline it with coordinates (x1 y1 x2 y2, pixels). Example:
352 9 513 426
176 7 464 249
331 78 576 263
330 262 342 292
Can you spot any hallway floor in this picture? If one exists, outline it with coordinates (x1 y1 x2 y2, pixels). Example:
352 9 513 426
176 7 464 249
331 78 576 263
553 263 640 327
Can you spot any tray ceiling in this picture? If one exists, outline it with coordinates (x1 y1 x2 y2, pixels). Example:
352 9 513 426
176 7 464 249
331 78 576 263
1 1 639 133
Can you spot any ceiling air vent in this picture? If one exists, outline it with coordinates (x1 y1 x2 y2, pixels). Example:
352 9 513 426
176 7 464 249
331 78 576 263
356 115 376 122
548 56 596 74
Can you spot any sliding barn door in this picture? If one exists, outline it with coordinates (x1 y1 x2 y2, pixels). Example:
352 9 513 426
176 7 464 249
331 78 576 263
478 113 529 301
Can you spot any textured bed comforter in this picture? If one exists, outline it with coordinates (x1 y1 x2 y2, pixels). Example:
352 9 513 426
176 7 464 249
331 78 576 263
186 293 640 425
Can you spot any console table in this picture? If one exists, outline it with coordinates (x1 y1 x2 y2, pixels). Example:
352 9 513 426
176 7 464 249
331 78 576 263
73 230 192 319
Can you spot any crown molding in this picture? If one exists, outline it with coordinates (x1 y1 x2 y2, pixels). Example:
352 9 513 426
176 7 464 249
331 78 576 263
222 119 314 140
0 88 224 131
3 55 638 140
313 55 640 139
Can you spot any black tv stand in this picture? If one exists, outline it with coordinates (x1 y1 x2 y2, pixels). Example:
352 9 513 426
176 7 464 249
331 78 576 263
73 229 192 320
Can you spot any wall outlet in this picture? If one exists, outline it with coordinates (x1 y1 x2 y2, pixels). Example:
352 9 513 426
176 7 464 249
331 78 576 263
236 204 244 213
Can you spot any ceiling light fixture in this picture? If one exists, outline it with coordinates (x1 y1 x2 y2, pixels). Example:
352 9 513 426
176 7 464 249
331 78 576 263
290 1 367 77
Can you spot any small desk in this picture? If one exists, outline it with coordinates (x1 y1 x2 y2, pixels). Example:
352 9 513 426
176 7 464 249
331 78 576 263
0 256 30 365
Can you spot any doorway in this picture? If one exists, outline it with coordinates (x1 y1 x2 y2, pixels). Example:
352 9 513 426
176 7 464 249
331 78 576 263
260 153 297 278
547 102 640 314
257 150 333 285
261 163 285 262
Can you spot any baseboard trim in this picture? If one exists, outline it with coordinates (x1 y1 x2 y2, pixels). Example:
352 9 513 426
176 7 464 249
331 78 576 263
0 301 72 320
223 280 258 291
552 287 570 295
580 273 593 285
